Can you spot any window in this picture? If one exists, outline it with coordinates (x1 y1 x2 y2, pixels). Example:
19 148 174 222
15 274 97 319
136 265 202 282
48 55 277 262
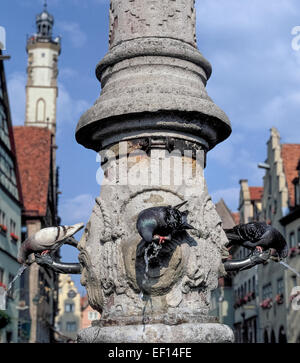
65 303 74 313
289 232 296 248
273 200 277 215
0 209 6 225
268 174 272 195
10 219 16 234
297 228 300 247
295 182 300 206
0 268 3 283
262 283 272 300
88 311 99 321
277 278 284 295
252 276 256 293
36 99 45 122
66 322 77 332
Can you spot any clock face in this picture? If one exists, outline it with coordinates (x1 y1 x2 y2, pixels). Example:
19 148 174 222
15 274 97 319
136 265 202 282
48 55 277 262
68 290 77 299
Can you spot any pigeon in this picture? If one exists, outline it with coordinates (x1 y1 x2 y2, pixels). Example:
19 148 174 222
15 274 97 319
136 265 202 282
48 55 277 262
18 223 84 265
136 201 194 244
224 222 288 259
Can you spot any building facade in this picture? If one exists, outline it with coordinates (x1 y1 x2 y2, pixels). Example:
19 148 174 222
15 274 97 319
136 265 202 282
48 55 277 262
256 128 300 343
210 199 237 331
13 4 61 343
0 50 23 343
80 295 101 331
232 180 263 343
55 274 81 342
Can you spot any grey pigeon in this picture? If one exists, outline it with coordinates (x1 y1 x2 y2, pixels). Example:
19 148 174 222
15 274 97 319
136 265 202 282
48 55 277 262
224 222 288 259
18 223 84 264
136 201 194 244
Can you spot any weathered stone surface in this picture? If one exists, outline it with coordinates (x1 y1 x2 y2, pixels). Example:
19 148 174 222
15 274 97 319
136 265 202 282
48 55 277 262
77 323 234 343
77 145 234 342
76 0 234 343
109 0 197 49
75 1 231 151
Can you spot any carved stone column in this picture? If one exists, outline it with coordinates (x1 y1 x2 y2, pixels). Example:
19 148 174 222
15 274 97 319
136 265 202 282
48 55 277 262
76 0 234 343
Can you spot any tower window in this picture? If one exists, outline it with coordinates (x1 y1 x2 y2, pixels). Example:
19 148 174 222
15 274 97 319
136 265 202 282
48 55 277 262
36 98 46 122
41 53 45 58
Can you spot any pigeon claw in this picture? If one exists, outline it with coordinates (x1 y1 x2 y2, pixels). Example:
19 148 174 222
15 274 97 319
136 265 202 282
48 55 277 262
153 235 171 245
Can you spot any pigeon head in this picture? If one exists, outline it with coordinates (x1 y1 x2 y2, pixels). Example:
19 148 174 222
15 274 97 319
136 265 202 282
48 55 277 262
178 210 195 230
62 223 84 239
166 202 195 231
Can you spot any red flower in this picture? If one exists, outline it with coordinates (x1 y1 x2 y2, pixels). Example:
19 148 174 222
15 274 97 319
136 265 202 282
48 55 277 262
260 298 273 309
289 247 298 258
0 224 7 232
275 294 284 304
0 282 7 289
10 233 19 241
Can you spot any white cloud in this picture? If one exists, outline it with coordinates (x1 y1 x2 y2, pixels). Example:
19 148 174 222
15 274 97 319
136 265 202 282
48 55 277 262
57 21 87 48
7 72 26 126
59 193 95 225
57 81 90 130
60 67 78 79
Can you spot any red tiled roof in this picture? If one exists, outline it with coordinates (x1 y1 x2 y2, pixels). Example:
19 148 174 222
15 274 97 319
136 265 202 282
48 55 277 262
13 126 52 217
231 212 240 225
249 187 263 201
281 144 300 207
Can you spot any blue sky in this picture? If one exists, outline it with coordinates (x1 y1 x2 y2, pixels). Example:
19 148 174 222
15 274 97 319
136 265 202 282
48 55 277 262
2 0 300 293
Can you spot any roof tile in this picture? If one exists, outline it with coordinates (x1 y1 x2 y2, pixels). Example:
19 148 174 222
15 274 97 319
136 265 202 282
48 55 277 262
249 187 263 201
13 126 52 217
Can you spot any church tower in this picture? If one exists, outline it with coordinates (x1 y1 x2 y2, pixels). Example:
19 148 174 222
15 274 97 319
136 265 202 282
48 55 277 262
25 2 60 134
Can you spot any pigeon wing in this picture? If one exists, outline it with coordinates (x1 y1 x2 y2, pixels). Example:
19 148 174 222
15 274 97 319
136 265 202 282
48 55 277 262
30 227 64 251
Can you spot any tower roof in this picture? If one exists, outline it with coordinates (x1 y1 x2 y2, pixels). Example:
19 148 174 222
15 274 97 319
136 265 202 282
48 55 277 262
27 0 60 47
36 1 54 40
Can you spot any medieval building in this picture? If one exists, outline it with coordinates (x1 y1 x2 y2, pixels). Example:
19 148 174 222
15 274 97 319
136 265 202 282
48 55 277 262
14 3 61 343
0 50 23 343
55 275 81 342
258 128 300 343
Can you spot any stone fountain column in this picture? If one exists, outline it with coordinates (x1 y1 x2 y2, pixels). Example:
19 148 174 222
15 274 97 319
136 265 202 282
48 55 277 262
76 0 234 343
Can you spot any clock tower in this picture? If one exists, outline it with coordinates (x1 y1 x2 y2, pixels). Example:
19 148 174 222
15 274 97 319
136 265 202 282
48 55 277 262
25 2 61 134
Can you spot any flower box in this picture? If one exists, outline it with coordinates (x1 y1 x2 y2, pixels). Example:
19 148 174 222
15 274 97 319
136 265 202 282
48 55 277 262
234 299 243 309
10 233 19 242
289 247 298 258
0 224 7 233
260 298 273 309
275 293 284 305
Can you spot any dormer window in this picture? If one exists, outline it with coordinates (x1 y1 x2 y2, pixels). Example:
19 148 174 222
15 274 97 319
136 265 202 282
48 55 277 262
295 179 300 206
295 160 300 207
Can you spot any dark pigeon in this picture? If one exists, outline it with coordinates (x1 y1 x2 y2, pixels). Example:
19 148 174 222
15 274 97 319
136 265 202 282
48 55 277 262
224 222 288 259
136 201 194 244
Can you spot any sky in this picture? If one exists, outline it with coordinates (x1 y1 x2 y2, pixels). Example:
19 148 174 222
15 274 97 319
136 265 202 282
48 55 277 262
1 0 300 294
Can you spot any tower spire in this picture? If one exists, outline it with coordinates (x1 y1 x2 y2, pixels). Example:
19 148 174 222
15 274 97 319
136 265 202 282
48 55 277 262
44 0 47 11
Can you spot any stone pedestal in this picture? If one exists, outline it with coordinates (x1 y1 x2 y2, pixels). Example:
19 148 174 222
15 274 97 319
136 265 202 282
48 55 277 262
76 0 233 343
